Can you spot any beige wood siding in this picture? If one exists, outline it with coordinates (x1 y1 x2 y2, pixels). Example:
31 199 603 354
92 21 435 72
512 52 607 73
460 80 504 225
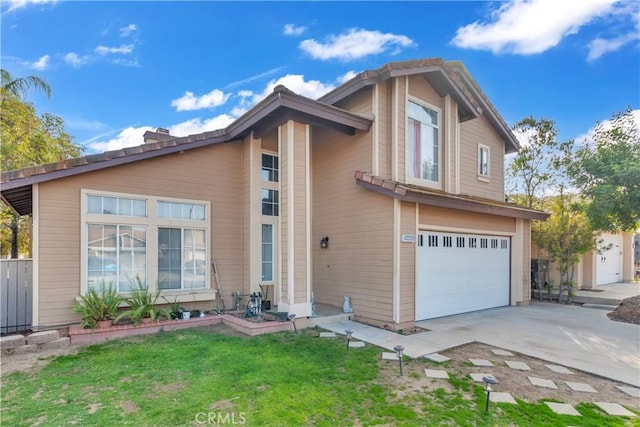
459 114 505 201
377 80 392 179
293 122 309 303
419 205 516 234
37 143 244 327
399 202 417 323
312 124 394 323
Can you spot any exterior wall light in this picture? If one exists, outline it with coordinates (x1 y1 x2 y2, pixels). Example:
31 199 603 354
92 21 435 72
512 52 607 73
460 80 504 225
320 236 329 248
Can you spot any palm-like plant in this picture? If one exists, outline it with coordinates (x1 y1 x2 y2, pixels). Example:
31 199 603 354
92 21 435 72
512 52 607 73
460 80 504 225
1 69 51 99
73 283 123 328
114 277 170 325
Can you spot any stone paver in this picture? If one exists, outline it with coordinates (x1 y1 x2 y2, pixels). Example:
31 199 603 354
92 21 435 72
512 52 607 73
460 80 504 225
504 360 531 371
319 332 336 338
0 335 25 350
545 402 581 416
545 364 573 374
615 385 640 398
381 352 398 360
348 341 365 348
40 337 70 350
424 369 449 379
469 373 496 382
14 344 38 354
565 381 597 393
489 392 516 404
594 402 637 417
27 330 60 345
528 376 558 389
491 349 514 356
470 358 494 367
424 353 450 363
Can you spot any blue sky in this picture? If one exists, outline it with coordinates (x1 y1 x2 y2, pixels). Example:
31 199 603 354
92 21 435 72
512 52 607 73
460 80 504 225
2 0 639 155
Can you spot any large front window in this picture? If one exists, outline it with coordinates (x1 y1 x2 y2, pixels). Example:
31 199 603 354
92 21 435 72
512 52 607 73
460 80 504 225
407 100 439 183
158 228 206 290
84 191 209 294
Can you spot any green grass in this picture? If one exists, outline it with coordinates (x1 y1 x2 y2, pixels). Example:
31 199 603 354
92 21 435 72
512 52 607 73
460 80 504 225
1 327 637 426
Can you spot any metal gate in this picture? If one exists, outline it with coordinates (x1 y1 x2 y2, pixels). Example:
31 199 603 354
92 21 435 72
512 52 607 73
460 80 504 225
1 259 33 334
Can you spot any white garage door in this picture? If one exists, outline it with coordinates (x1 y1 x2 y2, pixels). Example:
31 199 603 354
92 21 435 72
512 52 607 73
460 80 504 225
416 231 510 320
596 234 623 286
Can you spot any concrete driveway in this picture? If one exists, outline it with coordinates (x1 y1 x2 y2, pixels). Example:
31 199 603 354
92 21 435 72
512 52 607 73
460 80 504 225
416 302 640 387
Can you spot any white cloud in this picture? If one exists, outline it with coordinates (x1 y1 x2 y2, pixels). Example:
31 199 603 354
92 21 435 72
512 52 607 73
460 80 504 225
88 126 154 152
170 89 231 112
4 0 56 13
452 0 618 55
573 109 640 146
587 34 634 61
283 23 307 36
337 70 359 84
250 74 336 104
168 114 235 137
300 28 415 61
26 54 50 70
95 44 134 55
64 52 90 67
120 24 137 38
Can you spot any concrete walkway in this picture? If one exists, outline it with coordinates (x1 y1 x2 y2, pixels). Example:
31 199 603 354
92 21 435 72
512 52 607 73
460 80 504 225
321 300 640 387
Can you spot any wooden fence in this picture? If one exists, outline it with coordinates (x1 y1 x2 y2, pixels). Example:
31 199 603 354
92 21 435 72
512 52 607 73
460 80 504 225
1 259 33 334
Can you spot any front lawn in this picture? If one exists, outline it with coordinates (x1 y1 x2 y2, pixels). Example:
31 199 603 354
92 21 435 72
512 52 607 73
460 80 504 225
0 326 635 426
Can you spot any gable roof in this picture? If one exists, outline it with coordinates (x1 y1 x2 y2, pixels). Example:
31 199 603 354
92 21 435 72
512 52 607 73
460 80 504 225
320 58 520 154
1 86 372 216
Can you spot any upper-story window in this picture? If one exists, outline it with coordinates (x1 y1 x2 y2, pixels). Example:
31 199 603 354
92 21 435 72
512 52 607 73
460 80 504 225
262 153 279 182
261 152 279 216
407 100 439 183
478 144 490 178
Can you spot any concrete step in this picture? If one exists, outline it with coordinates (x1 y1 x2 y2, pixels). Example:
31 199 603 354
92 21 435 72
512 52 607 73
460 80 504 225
582 303 618 311
531 292 621 307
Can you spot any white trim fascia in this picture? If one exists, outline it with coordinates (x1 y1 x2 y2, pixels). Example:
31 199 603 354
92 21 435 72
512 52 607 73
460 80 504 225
305 124 311 304
276 126 283 304
445 95 452 193
287 120 295 305
455 106 461 195
392 78 399 181
372 84 379 176
512 219 524 305
249 133 261 293
393 198 400 323
417 224 516 237
32 183 39 329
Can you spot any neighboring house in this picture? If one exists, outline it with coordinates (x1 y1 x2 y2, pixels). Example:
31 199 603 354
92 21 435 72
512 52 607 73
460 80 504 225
0 58 547 331
535 231 636 290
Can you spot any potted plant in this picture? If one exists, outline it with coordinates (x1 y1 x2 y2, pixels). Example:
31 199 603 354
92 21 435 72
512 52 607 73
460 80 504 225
114 277 170 325
73 283 122 329
163 296 183 320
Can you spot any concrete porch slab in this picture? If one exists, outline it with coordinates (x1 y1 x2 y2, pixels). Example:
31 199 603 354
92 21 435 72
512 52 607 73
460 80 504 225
505 360 531 371
528 376 558 389
381 352 398 360
489 392 516 404
424 369 449 379
470 358 494 367
565 381 597 393
424 353 450 363
594 402 637 417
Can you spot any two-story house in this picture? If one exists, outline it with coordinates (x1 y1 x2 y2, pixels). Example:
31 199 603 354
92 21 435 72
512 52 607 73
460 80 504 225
1 58 547 331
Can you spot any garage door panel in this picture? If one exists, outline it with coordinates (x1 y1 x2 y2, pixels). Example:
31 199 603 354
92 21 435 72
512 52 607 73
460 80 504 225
416 231 510 320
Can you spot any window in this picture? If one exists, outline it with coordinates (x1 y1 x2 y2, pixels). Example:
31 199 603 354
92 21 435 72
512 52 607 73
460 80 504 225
407 100 439 183
478 145 490 178
262 224 274 281
457 237 465 248
469 237 477 248
443 236 452 247
480 238 488 249
84 191 209 294
428 235 438 247
158 228 206 290
261 189 279 216
87 224 146 292
262 154 279 182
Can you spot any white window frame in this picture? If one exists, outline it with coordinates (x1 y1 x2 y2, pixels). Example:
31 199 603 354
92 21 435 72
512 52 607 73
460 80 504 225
478 144 490 181
261 150 280 217
81 189 212 298
406 97 441 188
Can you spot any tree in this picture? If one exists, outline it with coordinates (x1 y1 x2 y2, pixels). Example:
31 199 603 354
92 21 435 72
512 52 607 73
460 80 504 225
507 117 562 298
540 189 594 303
567 108 640 232
1 70 83 258
508 117 560 209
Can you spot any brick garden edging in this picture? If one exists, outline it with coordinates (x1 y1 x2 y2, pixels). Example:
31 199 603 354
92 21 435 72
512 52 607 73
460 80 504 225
68 313 293 345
